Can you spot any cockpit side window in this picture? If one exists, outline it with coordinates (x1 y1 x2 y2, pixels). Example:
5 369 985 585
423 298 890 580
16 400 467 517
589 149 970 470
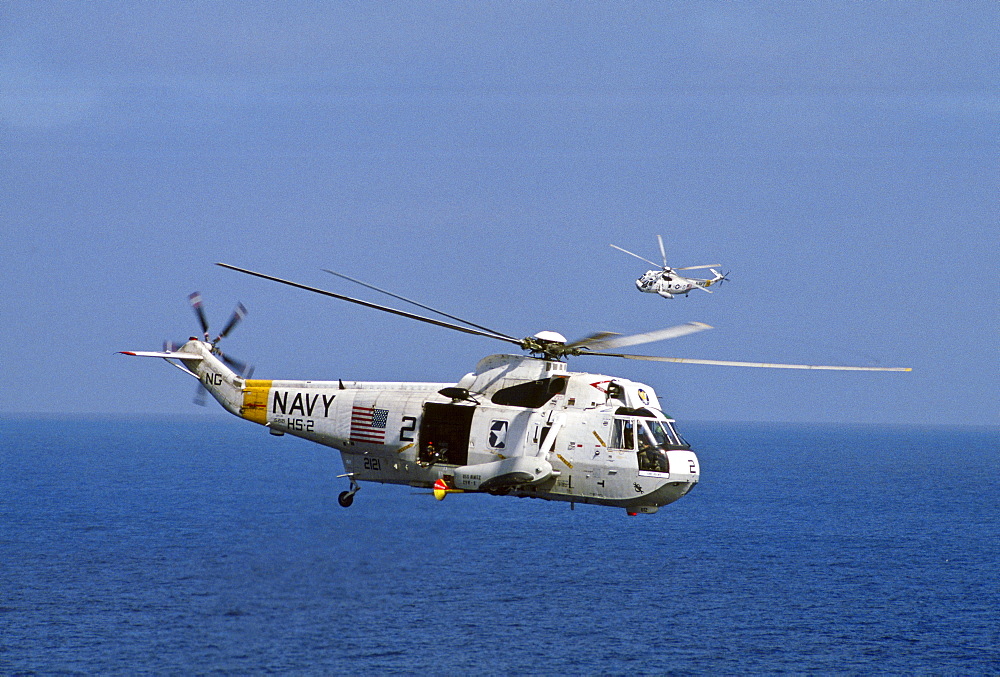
611 417 636 450
638 426 655 450
637 420 670 472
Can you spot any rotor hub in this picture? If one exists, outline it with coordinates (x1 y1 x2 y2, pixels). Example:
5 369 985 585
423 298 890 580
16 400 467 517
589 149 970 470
531 330 567 344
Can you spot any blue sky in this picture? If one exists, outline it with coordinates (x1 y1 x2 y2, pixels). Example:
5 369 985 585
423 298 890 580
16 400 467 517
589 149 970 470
3 3 997 424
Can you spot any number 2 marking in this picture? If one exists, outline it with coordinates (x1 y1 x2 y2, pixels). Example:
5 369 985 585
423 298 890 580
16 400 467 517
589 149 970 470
400 416 417 442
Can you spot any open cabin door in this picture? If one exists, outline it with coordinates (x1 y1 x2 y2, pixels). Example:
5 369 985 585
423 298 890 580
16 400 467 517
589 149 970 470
418 402 475 466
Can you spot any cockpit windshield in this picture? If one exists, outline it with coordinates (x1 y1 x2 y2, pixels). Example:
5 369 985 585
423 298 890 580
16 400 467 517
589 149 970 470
646 419 682 447
611 415 689 474
635 421 665 473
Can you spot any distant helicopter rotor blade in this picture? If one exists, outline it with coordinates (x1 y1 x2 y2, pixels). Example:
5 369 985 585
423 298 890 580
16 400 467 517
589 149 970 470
585 353 912 371
609 244 662 269
675 264 723 271
188 292 210 339
217 263 524 347
657 234 667 268
569 322 712 351
323 269 517 341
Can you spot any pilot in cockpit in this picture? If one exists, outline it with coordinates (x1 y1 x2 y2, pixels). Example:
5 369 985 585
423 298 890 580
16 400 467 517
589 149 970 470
637 427 657 471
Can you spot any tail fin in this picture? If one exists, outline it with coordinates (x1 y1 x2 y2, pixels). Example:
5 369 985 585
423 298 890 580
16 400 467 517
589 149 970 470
118 349 203 361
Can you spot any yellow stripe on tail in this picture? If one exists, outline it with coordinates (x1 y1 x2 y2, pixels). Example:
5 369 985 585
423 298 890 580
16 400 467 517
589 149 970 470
240 380 273 425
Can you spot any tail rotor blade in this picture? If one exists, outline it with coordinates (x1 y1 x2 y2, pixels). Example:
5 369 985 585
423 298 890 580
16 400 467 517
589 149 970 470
189 292 210 340
219 351 254 378
214 302 247 342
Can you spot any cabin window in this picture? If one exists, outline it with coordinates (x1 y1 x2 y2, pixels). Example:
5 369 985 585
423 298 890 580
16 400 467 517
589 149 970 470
491 378 564 408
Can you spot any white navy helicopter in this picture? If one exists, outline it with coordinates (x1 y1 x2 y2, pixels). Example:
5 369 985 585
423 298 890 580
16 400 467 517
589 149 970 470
611 235 728 298
120 263 910 516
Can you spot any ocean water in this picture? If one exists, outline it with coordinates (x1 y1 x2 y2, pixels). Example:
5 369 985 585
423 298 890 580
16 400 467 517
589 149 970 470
2 417 997 675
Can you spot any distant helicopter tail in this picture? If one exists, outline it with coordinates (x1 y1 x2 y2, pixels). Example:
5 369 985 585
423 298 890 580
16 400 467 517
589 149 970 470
703 269 729 288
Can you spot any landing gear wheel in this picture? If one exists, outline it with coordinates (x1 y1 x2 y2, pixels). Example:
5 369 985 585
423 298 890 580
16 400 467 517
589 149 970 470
336 475 361 508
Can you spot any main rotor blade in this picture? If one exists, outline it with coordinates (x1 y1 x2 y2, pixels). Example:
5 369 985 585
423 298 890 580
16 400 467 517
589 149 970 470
566 331 621 348
568 322 712 351
657 235 667 268
323 269 518 341
609 244 661 269
675 264 722 271
585 352 912 371
217 263 523 347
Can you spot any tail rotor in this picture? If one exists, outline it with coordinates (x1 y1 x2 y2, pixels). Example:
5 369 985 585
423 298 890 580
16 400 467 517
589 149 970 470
711 269 731 286
186 292 255 378
217 350 254 378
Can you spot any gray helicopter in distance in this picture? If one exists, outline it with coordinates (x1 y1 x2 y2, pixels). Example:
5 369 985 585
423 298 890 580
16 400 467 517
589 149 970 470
612 235 728 298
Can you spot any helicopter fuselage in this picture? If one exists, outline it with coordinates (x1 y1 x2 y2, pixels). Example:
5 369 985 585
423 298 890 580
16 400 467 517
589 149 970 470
176 340 700 514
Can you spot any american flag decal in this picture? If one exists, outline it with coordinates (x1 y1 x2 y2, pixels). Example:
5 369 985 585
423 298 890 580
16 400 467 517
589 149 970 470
351 406 389 444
